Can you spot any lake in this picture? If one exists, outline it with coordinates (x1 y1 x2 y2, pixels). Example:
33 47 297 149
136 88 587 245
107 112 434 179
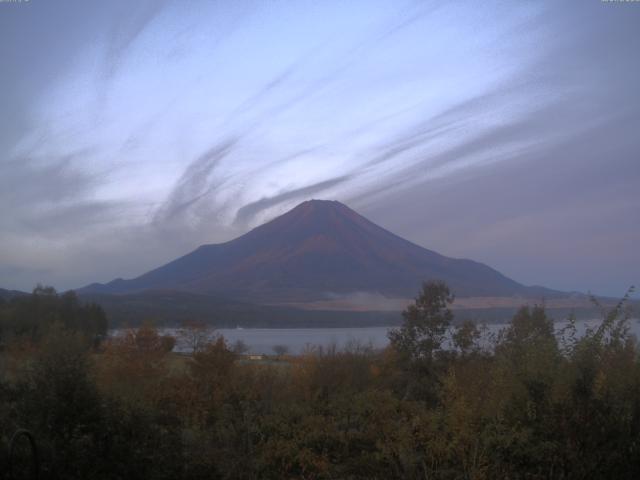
139 318 640 355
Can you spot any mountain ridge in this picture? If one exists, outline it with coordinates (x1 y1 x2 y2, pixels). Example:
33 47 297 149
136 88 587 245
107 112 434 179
80 200 561 302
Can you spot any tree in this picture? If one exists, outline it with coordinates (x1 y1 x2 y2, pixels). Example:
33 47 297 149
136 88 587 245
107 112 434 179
178 320 210 355
189 336 237 420
232 339 250 355
272 344 289 357
0 285 107 342
17 325 103 477
388 280 454 363
97 324 175 404
452 319 483 356
133 324 176 354
388 281 454 402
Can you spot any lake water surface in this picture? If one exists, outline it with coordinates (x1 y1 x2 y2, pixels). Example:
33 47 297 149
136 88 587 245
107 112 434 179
146 318 640 355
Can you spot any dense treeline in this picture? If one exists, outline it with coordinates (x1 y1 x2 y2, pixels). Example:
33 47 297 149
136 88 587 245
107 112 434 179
1 282 639 479
0 286 107 343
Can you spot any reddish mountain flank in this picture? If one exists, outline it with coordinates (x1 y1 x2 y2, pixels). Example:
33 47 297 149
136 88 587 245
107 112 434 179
81 200 556 302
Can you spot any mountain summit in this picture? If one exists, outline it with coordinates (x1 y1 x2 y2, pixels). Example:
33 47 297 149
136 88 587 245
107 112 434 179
82 200 552 302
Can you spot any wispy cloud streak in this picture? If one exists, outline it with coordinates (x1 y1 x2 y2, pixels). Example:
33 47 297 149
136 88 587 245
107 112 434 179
234 175 353 226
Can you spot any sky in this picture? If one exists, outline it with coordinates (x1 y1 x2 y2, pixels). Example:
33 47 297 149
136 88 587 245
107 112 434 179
0 0 638 297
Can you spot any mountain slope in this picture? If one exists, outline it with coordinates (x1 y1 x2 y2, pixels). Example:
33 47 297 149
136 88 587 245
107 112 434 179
0 288 28 301
81 200 557 301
